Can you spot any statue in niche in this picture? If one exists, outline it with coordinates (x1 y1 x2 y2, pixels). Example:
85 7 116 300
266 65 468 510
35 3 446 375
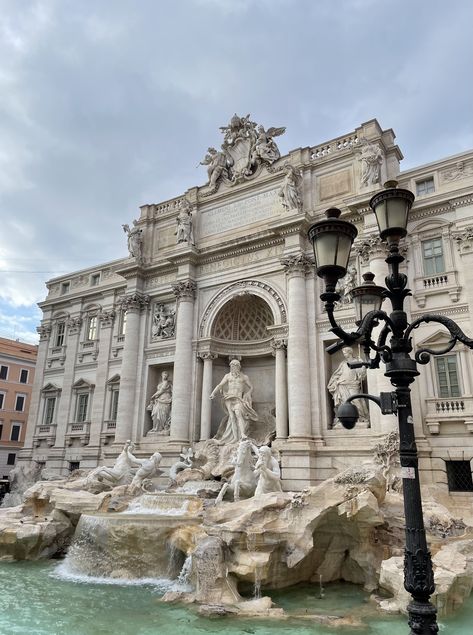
254 445 283 496
122 220 143 261
200 147 231 188
210 359 258 444
250 124 285 165
151 304 175 339
146 371 173 435
278 162 302 212
335 265 357 307
327 346 369 427
359 140 383 187
175 199 195 245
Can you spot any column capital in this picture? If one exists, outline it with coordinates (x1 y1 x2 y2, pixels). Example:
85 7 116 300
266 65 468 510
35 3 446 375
99 309 116 328
280 253 313 276
354 234 387 263
271 339 287 355
198 352 218 361
117 292 150 312
36 322 52 341
67 316 83 335
453 227 473 255
172 279 196 301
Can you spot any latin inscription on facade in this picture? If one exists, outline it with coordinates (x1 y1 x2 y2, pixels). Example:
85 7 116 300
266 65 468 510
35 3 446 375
198 244 284 275
199 189 283 238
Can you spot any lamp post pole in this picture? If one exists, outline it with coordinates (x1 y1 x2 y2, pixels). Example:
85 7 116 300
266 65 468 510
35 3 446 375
309 183 473 635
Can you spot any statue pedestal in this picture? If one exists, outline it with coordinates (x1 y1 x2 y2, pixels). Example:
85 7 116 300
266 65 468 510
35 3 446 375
272 438 320 490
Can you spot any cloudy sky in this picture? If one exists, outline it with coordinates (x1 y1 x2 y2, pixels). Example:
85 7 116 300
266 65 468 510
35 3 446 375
1 0 472 344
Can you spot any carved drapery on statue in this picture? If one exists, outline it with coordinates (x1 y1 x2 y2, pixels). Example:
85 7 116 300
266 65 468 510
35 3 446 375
210 360 275 444
199 114 285 191
327 346 369 428
122 220 143 263
146 371 172 436
175 199 195 245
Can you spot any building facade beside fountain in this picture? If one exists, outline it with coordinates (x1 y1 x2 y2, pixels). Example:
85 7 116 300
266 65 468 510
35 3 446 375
20 116 473 493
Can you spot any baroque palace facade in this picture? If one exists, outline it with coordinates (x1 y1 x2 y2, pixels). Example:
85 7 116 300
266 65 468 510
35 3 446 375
20 117 473 492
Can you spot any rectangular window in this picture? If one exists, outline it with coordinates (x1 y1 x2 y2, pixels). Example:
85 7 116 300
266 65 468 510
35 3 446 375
446 461 473 492
19 369 29 384
90 273 100 286
435 356 460 398
0 365 8 380
15 394 26 412
87 316 98 341
60 282 70 295
422 238 445 276
76 393 89 422
416 177 435 196
10 424 21 442
0 423 3 439
0 393 4 409
110 390 119 421
7 453 16 466
44 397 56 425
55 321 66 347
69 461 80 472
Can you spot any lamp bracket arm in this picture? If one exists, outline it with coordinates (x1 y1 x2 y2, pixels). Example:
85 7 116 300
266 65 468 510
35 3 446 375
404 314 473 365
345 391 397 415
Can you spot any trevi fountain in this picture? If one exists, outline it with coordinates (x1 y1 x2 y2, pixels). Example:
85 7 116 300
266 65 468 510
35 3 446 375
3 116 473 633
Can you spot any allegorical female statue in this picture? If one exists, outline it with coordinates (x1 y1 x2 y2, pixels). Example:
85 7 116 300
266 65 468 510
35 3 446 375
147 371 173 435
327 346 369 426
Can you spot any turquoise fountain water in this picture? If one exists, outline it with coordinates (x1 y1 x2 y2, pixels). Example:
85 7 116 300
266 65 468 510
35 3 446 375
0 561 472 635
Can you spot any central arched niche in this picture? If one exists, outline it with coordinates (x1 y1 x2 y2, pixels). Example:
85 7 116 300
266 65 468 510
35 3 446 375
209 293 276 438
211 294 274 341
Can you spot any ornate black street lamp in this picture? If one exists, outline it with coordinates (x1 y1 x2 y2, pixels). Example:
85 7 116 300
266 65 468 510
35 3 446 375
308 181 473 635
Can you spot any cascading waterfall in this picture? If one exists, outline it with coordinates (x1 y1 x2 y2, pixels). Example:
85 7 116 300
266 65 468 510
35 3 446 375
56 495 202 586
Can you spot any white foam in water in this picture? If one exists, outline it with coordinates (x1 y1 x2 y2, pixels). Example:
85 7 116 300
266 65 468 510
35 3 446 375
52 560 192 593
122 496 190 516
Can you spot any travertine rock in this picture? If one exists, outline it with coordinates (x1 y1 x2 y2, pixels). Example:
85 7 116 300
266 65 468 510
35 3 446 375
379 538 473 617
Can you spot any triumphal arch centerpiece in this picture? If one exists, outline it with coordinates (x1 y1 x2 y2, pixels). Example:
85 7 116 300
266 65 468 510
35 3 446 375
24 114 473 492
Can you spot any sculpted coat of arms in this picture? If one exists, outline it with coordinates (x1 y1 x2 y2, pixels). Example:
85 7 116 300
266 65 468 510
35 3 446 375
200 114 285 190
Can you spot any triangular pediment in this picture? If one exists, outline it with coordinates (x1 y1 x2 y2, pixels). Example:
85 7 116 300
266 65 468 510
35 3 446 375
415 329 455 350
106 374 120 385
72 378 95 390
41 382 62 394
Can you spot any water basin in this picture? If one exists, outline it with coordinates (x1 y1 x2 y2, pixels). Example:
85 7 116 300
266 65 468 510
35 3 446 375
0 561 472 635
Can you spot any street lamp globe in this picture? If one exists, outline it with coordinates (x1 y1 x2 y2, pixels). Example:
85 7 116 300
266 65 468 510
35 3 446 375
369 180 415 244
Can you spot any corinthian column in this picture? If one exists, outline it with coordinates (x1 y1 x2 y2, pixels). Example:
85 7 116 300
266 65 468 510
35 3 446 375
88 309 115 447
281 253 313 438
21 322 52 454
170 280 196 442
54 316 83 449
199 352 217 441
272 339 288 439
114 293 149 444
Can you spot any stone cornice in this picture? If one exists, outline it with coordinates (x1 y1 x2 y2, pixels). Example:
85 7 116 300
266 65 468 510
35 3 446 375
197 235 284 266
410 304 469 320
